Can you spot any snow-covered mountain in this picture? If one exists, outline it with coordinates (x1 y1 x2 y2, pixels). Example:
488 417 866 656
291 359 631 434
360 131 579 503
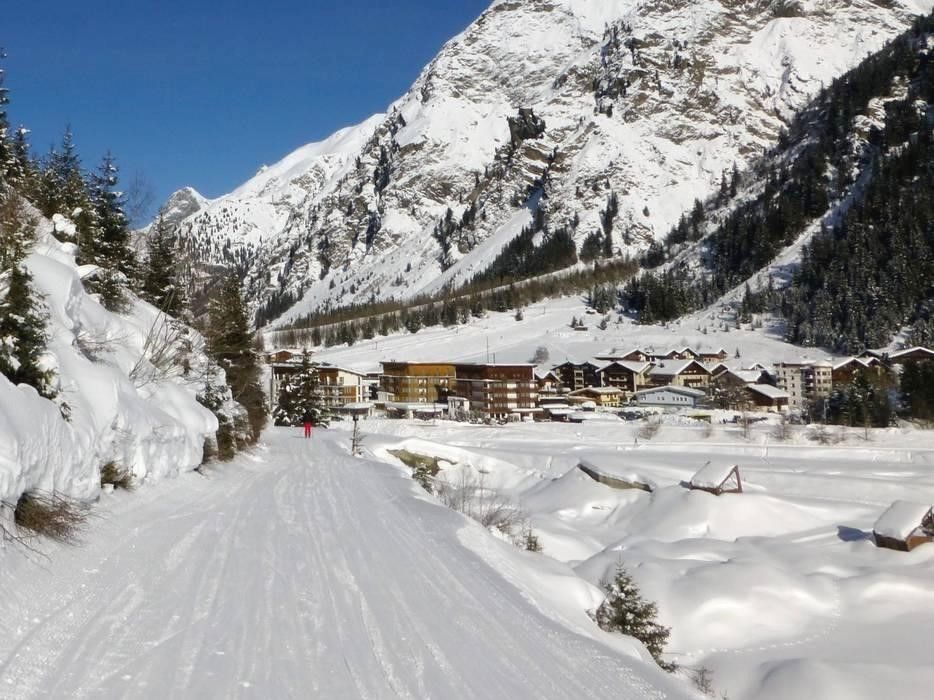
162 0 934 326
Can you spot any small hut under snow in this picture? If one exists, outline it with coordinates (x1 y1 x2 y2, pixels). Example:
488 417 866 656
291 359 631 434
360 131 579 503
873 501 934 552
688 462 742 496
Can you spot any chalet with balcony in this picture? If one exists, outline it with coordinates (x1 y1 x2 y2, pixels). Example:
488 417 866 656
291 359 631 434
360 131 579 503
568 386 624 408
595 361 652 395
454 363 540 419
648 359 711 390
380 362 456 404
554 360 600 391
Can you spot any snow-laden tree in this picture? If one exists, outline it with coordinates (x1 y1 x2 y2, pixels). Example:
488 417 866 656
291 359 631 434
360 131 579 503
274 352 327 427
142 214 187 318
595 563 674 672
81 153 138 311
206 273 266 441
0 188 55 399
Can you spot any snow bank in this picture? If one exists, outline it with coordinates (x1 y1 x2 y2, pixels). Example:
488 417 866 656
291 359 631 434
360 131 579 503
0 212 217 509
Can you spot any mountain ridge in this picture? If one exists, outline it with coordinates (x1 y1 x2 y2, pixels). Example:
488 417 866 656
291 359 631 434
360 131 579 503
158 0 934 328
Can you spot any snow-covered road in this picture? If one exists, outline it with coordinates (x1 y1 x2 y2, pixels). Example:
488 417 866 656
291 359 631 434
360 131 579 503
0 428 688 699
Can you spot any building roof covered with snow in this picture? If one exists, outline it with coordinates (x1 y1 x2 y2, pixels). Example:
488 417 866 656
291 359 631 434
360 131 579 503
690 463 740 490
873 501 934 540
746 384 790 400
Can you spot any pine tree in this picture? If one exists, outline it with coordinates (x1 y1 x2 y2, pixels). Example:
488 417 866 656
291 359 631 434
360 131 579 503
83 153 137 311
0 189 55 399
595 563 674 672
49 127 88 217
206 273 266 441
0 265 55 399
142 215 186 317
0 50 13 185
8 127 37 194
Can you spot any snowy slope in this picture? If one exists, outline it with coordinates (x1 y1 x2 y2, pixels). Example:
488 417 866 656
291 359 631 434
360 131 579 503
160 0 933 324
0 207 217 509
364 416 934 699
0 428 693 699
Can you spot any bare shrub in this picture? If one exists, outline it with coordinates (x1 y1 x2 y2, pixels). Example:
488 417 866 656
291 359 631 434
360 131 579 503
685 666 716 696
100 461 135 491
436 470 525 537
9 492 86 543
638 417 662 440
129 313 190 388
771 413 792 441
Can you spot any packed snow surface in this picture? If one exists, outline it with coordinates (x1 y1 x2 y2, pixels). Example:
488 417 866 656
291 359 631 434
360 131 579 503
0 428 690 699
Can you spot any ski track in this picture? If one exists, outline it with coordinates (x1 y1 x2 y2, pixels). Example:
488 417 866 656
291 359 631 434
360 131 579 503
0 429 688 700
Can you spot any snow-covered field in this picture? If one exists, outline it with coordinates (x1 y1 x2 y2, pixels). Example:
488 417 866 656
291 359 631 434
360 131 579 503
364 416 934 699
301 292 843 373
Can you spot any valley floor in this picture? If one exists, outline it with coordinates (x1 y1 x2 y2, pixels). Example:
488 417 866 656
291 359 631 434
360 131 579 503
0 428 687 700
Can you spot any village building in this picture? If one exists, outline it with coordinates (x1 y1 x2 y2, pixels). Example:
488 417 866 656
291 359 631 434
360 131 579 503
831 357 886 386
633 385 706 408
594 348 651 363
380 362 456 403
698 348 729 362
744 384 790 411
315 364 370 409
648 359 711 390
775 360 833 410
453 363 540 419
873 501 934 552
889 347 934 364
595 361 652 395
553 360 600 391
652 347 701 362
534 369 563 395
567 386 624 408
266 348 304 364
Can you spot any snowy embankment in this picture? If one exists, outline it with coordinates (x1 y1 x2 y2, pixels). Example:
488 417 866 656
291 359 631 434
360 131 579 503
0 213 216 509
364 417 934 699
0 428 692 699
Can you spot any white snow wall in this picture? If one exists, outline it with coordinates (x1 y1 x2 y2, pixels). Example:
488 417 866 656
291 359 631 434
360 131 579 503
0 212 218 506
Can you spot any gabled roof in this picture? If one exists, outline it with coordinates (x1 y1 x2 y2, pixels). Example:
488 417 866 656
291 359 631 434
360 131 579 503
874 501 933 540
714 368 762 384
569 386 623 396
890 346 934 360
690 463 739 489
634 385 706 398
649 359 709 376
746 384 790 400
832 357 875 371
595 360 652 374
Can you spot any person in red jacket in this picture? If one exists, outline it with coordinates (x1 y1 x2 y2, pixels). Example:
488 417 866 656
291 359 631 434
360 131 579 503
302 410 313 439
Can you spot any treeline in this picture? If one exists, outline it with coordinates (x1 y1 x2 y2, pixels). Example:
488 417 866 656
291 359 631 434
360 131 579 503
274 256 638 348
783 16 934 351
620 13 934 355
0 58 265 459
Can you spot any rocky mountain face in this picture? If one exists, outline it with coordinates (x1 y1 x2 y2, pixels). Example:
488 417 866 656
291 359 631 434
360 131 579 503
160 0 934 327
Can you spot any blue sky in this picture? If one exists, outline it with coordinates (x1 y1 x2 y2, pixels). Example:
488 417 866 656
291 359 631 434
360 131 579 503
4 1 490 220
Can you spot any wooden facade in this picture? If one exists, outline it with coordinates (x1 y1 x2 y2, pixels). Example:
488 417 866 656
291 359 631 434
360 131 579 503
380 362 456 403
